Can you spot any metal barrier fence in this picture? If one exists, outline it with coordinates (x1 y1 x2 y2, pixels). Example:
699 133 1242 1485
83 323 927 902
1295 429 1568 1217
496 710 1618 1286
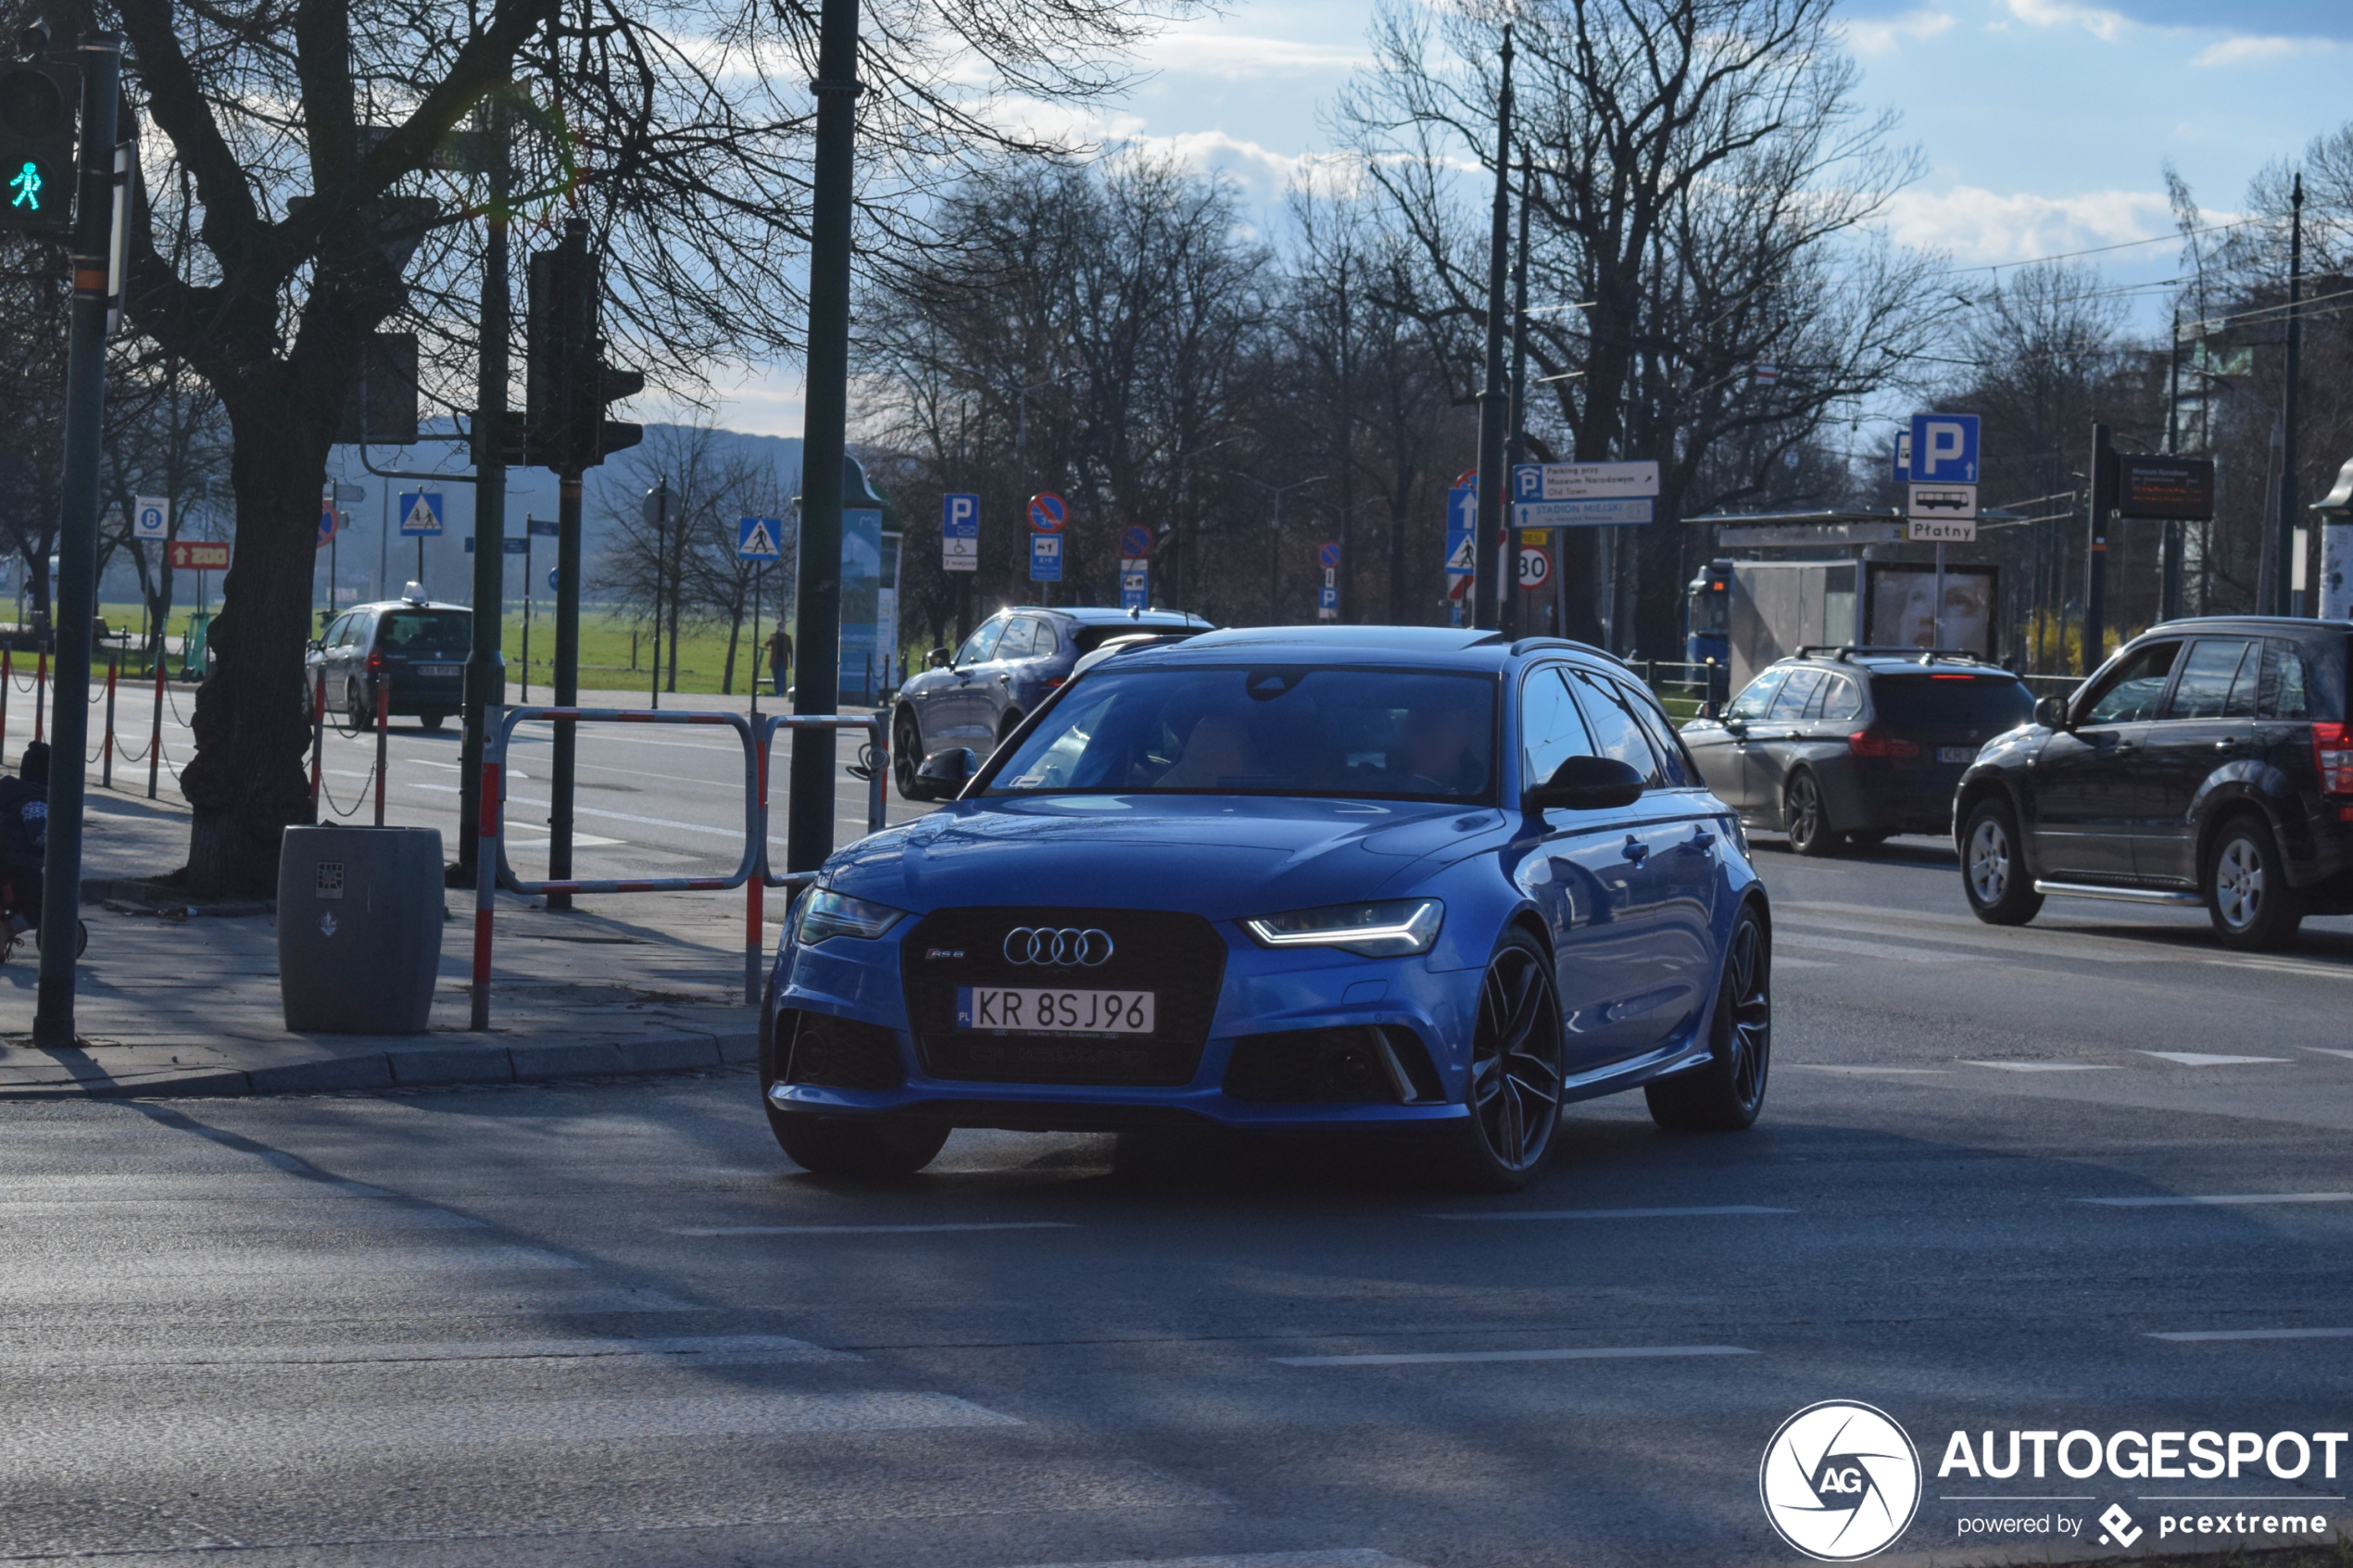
472 704 887 1030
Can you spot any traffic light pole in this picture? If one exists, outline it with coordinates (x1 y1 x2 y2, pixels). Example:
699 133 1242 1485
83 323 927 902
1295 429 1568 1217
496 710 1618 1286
458 97 510 881
786 0 862 875
32 33 120 1048
1469 26 1513 635
547 471 582 910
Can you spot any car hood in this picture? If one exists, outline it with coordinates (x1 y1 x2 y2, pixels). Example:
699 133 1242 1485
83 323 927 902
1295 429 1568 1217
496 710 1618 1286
821 795 1511 918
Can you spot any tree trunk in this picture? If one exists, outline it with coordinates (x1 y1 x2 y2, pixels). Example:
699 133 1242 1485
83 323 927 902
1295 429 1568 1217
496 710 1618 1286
177 399 325 897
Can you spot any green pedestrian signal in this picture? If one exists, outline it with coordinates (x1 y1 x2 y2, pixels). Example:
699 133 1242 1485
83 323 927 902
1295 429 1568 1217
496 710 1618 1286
0 59 78 237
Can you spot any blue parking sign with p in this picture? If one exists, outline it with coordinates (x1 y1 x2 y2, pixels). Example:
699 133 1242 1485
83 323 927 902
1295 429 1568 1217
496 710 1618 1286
1907 414 1979 483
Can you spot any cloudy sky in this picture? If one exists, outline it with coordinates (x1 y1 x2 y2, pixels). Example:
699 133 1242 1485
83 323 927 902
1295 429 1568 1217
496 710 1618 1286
704 0 2353 436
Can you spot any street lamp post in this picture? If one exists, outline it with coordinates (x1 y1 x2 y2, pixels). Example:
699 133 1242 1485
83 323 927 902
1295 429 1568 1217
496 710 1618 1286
1232 472 1327 625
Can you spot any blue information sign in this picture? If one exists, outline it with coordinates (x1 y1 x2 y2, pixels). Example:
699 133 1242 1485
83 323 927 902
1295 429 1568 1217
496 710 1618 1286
527 518 560 537
397 492 444 536
1120 566 1148 611
1906 413 1980 483
1030 533 1063 583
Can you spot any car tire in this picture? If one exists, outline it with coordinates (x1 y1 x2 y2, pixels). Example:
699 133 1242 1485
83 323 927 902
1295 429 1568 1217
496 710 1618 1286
1783 771 1843 857
346 681 371 731
1434 929 1564 1193
2206 811 2304 952
418 711 446 732
771 1114 950 1177
1960 797 2042 926
1645 900 1770 1132
893 709 929 801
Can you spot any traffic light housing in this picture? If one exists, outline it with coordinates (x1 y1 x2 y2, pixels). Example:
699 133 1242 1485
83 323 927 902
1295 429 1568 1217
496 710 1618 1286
0 55 79 238
522 218 643 471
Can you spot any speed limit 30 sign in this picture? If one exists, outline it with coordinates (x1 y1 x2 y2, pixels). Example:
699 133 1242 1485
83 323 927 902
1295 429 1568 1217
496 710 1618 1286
1516 543 1553 590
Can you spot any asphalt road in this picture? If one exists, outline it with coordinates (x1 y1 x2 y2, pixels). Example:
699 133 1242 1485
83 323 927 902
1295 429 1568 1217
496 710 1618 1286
3 823 2351 1565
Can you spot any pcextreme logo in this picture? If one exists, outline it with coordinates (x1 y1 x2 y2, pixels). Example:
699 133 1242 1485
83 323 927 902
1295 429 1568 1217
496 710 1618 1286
1760 1400 1924 1561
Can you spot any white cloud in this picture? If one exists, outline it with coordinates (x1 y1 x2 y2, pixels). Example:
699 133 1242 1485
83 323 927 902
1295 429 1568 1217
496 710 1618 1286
1882 184 2173 265
1998 0 2129 42
1840 9 1957 55
2192 33 2334 66
1135 27 1372 79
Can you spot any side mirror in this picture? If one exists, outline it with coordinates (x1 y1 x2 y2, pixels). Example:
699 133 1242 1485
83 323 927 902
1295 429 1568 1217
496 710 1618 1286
2034 696 2070 731
1524 755 1646 813
1700 698 1722 721
915 747 978 794
926 646 950 670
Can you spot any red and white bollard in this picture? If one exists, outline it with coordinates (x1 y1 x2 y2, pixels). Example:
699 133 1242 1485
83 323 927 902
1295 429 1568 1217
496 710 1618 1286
373 680 388 826
146 656 164 800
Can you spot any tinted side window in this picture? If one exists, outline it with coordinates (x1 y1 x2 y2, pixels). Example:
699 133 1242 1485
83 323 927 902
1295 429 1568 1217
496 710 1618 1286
321 614 351 647
1768 667 1826 720
2262 640 2314 720
2167 639 2254 721
1025 618 1060 656
2080 641 2182 724
1519 667 1595 791
1567 670 1664 789
1612 676 1692 786
956 618 1005 668
993 619 1035 660
1726 667 1788 721
1819 675 1863 722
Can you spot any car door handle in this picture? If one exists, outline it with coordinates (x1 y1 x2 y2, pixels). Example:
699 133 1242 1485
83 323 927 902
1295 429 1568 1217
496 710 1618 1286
1621 835 1649 863
2214 739 2243 754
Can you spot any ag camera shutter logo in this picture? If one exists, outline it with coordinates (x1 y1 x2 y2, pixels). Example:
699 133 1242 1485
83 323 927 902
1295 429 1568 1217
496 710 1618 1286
1760 1400 1922 1560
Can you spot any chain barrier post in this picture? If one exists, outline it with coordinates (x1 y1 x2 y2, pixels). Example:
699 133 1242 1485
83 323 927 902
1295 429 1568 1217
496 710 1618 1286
100 654 116 788
471 702 505 1030
374 680 388 826
1 646 11 763
308 668 325 809
145 654 163 799
32 647 45 744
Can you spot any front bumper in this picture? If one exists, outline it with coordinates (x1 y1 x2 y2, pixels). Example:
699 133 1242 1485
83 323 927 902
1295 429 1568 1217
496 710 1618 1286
769 920 1478 1134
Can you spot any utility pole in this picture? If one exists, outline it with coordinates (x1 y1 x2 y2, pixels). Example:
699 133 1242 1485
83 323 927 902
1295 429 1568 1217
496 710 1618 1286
786 0 862 875
2279 172 2305 616
645 479 669 708
457 93 510 882
1470 24 1514 634
2084 422 2113 671
31 32 120 1048
2161 311 2183 621
1504 152 1531 640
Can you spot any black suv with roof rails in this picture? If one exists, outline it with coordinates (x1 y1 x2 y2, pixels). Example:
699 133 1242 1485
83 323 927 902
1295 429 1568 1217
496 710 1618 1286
1680 646 2035 856
1956 615 2353 950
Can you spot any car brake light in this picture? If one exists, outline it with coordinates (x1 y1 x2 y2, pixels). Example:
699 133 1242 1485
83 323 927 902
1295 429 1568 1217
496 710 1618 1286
1930 673 1972 680
367 650 384 673
2314 721 2353 795
1849 729 1919 759
1044 676 1065 689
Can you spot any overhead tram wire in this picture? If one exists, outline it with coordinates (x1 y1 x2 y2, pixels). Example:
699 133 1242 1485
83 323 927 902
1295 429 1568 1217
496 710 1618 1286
1944 219 2258 276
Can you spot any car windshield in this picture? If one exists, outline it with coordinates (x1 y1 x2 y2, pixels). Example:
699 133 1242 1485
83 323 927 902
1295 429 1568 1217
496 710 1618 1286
377 610 471 655
984 667 1498 802
1870 674 2034 730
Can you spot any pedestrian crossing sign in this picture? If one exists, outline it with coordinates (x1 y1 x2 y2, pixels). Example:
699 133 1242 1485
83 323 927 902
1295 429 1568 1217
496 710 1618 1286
736 516 783 560
397 492 444 536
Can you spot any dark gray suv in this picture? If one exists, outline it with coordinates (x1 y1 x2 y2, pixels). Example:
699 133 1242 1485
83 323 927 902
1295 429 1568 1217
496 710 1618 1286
1681 647 2034 855
892 606 1211 798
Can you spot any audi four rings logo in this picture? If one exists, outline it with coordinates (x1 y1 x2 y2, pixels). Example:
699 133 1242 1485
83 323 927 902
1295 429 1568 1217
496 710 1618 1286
1003 927 1115 966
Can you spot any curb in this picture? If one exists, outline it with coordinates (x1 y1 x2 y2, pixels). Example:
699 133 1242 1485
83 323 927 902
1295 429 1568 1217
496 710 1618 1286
0 1030 761 1100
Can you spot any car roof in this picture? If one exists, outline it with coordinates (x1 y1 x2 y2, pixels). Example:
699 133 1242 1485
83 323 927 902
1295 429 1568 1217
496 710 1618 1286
344 600 471 615
1098 624 1626 673
1778 649 2020 678
2145 615 2353 638
993 606 1211 629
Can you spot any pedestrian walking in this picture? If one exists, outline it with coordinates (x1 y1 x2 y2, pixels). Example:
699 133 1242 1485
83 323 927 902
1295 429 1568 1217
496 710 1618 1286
765 626 792 696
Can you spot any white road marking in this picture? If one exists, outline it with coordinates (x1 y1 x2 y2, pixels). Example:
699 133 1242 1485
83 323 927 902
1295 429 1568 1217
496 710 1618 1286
2303 1047 2353 1061
1963 1060 2119 1073
1788 1065 1949 1076
1775 957 1837 970
2208 958 2353 981
2149 1327 2353 1342
1777 912 2171 963
1273 1345 1755 1367
407 781 744 839
673 1222 1078 1236
1421 1206 1791 1222
0 1334 854 1368
1013 1554 1424 1568
2081 1193 2353 1208
1778 934 1982 963
2139 1051 2291 1066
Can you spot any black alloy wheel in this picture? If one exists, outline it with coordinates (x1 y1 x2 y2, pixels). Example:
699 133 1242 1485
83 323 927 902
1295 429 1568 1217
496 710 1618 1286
1441 930 1565 1192
1783 771 1842 857
1960 797 2043 926
893 709 925 800
2207 811 2304 952
1646 900 1770 1131
346 681 371 732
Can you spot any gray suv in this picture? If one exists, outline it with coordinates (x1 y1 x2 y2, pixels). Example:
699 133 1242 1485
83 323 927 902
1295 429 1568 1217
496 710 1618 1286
892 606 1210 798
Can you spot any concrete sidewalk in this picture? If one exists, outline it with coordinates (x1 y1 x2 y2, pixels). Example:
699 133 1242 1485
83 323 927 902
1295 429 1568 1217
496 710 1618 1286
0 787 774 1100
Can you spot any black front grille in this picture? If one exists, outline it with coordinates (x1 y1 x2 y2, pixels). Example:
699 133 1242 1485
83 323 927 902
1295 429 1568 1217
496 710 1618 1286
901 908 1227 1086
779 1009 906 1091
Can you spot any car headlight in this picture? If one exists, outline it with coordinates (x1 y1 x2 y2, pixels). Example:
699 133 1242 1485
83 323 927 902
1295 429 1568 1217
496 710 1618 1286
1242 898 1444 957
795 888 907 945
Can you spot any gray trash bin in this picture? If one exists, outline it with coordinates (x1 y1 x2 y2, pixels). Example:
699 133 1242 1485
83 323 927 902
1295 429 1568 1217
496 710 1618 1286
277 826 444 1033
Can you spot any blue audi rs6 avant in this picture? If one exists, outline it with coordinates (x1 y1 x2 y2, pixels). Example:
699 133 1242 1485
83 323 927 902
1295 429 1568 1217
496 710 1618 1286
760 627 1772 1190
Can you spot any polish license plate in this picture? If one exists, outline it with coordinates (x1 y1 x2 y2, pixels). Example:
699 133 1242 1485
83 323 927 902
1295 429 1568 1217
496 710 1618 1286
1937 746 1976 764
420 665 460 678
957 986 1155 1034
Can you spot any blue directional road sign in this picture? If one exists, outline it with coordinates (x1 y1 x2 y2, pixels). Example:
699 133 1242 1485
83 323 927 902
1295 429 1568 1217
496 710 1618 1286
503 537 527 555
1445 481 1478 628
1120 566 1148 611
736 515 784 561
1030 533 1063 583
397 492 445 536
942 494 978 572
527 518 560 538
1907 413 1980 483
